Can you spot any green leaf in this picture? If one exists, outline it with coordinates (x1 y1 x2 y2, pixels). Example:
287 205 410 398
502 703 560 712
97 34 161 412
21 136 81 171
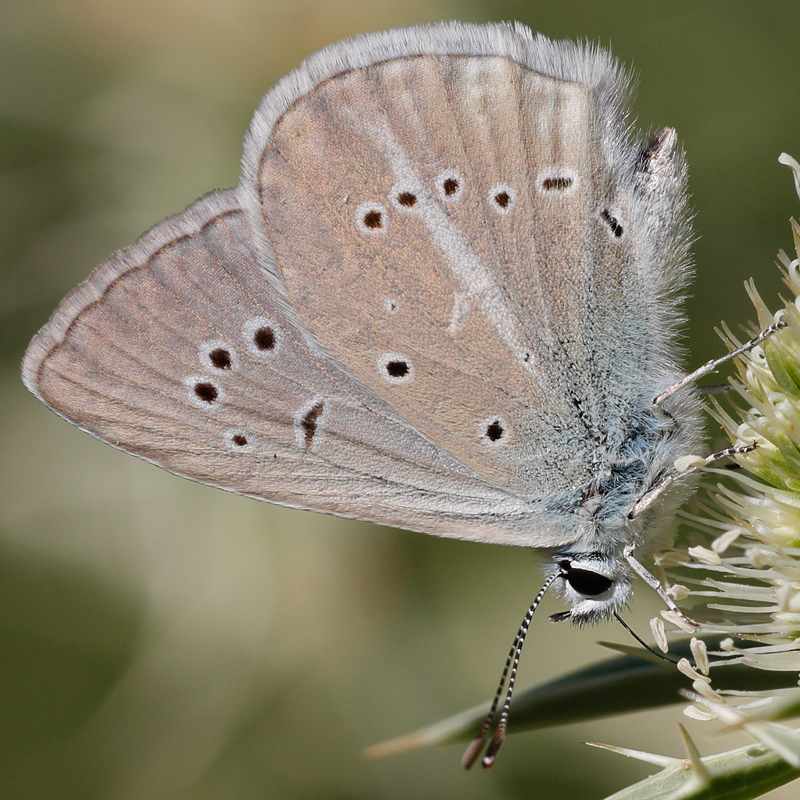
743 723 800 769
602 738 800 800
366 636 800 757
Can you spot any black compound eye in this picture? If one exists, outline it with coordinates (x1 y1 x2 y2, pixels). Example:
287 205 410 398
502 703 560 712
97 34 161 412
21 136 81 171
564 565 613 597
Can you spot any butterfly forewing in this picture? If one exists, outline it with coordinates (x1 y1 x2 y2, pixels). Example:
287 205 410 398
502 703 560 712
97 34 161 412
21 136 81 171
254 48 662 497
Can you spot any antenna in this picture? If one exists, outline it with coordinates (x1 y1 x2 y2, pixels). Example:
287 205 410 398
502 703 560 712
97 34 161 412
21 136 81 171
462 570 561 770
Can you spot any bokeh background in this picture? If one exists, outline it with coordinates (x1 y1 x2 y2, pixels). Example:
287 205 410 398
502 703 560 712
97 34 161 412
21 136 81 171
2 1 800 798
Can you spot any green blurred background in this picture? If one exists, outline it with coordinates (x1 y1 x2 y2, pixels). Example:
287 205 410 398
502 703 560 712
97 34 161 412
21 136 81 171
2 1 799 798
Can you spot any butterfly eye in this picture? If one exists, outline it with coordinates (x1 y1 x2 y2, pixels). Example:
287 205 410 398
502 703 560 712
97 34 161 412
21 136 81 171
563 564 613 597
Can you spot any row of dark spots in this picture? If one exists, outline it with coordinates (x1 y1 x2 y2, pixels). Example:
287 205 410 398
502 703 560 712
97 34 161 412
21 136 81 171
190 321 279 449
195 350 507 450
197 386 323 449
201 324 277 381
372 173 575 229
362 175 466 231
368 182 489 230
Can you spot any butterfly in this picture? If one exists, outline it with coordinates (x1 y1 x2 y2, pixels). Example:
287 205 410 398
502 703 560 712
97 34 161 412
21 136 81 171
22 21 714 767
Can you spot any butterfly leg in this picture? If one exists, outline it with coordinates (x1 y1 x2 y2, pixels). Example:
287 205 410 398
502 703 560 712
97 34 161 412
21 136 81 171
627 440 758 626
623 538 698 627
630 316 779 536
625 321 785 623
651 320 786 407
629 442 757 521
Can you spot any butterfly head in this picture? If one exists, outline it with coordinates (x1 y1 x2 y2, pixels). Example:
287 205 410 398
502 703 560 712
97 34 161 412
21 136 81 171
548 554 633 625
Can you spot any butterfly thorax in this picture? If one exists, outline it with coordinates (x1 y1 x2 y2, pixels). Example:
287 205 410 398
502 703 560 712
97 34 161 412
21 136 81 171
542 387 702 624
